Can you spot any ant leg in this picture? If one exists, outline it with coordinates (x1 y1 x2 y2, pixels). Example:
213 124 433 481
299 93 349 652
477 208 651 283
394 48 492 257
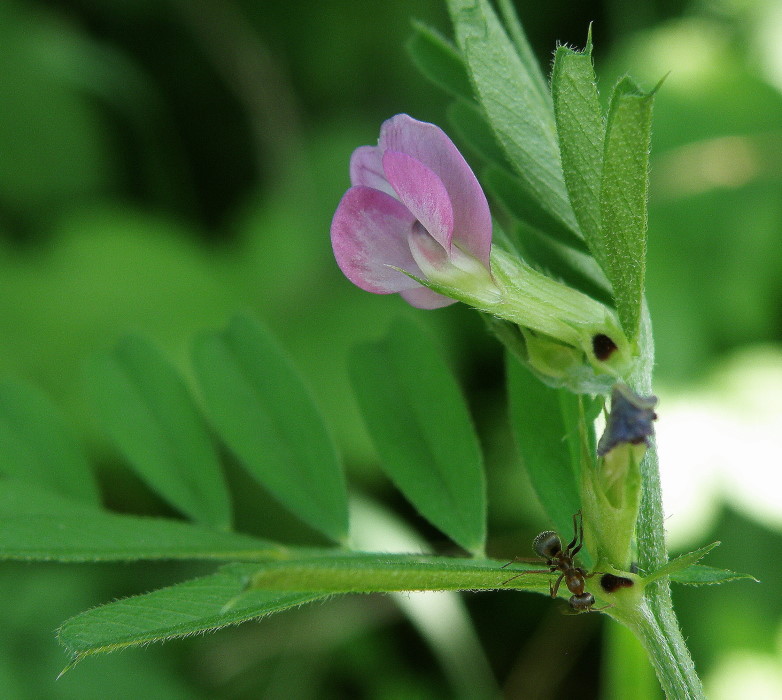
590 603 613 612
565 512 579 551
501 556 545 569
570 511 584 557
550 573 565 598
501 569 551 586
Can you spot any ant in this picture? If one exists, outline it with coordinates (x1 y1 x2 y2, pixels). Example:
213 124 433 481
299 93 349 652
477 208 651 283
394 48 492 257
502 511 607 613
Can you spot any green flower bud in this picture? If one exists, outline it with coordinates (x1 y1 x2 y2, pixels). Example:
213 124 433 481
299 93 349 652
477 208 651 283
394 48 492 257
583 384 658 568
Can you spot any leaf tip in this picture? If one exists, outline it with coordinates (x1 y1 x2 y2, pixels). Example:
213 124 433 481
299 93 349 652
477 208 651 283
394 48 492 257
651 72 669 96
57 655 83 679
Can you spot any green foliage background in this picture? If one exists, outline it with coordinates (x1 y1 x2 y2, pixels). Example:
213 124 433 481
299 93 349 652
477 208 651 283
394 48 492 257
1 0 781 697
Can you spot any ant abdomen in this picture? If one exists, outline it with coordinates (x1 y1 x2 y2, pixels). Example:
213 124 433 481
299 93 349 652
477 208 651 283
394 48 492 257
569 592 596 612
533 530 561 560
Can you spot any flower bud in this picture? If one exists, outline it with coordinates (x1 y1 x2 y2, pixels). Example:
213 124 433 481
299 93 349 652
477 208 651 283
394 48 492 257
582 384 658 568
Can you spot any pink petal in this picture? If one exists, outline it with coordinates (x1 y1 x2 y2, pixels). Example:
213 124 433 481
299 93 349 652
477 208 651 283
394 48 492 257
400 287 456 309
349 146 395 197
331 186 423 294
382 150 454 251
379 114 492 267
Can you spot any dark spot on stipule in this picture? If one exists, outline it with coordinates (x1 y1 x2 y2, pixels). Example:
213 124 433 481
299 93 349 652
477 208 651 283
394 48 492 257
600 573 634 593
592 334 618 361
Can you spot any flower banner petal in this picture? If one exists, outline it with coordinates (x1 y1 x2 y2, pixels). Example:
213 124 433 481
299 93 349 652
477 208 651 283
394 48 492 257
379 114 491 265
349 146 395 196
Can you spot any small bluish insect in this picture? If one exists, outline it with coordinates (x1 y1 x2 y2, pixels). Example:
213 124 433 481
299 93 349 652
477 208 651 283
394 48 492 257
597 384 658 457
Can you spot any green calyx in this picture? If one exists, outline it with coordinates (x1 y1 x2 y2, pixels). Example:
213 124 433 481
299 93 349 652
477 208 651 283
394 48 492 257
581 384 657 569
410 247 638 394
581 448 643 570
488 248 638 393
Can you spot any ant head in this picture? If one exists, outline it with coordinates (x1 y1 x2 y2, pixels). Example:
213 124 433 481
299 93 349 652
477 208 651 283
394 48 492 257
533 530 561 559
568 592 595 613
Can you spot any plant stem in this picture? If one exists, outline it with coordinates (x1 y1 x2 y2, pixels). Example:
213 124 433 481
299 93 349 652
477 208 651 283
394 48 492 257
623 305 705 698
613 582 704 699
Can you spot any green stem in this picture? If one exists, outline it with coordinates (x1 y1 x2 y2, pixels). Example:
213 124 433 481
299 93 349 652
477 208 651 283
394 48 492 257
613 582 704 699
624 305 705 698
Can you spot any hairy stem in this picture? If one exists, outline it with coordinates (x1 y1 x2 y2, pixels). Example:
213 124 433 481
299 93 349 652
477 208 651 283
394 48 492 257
614 582 704 699
624 305 705 698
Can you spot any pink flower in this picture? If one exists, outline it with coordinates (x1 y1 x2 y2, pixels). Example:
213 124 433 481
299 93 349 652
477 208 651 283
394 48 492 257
330 114 493 309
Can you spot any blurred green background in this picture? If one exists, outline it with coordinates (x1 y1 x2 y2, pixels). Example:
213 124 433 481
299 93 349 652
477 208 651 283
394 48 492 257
1 0 781 697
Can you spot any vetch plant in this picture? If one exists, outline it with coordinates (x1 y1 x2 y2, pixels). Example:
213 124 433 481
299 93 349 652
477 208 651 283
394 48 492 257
0 2 758 697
